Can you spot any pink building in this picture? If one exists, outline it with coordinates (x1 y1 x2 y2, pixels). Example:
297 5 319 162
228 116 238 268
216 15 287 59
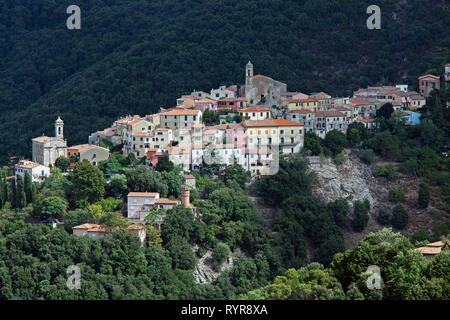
217 98 238 111
418 74 440 97
209 123 246 150
194 99 218 112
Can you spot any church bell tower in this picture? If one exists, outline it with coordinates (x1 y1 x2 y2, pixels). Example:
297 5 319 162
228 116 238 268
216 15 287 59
55 116 64 139
245 61 253 89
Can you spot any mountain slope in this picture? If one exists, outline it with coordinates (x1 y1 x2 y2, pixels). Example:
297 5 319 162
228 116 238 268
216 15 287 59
0 0 449 163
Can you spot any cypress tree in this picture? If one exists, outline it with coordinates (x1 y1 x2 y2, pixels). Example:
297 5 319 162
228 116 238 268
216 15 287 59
21 190 27 208
24 171 32 204
11 177 16 208
418 183 430 209
3 172 9 206
15 175 24 209
0 173 3 208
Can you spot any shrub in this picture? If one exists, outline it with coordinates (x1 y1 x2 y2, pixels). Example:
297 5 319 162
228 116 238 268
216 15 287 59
391 205 408 229
212 243 230 270
334 153 346 165
411 230 430 245
375 164 395 179
360 149 375 164
377 208 391 225
196 246 207 258
418 183 430 208
388 187 404 203
351 200 370 232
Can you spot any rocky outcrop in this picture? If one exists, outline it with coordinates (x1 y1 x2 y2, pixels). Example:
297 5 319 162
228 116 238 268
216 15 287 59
192 247 237 284
307 149 379 207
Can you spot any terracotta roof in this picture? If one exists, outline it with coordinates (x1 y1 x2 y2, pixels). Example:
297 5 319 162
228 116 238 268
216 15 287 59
69 144 109 152
239 107 270 112
176 104 194 109
87 226 107 232
155 198 180 205
209 123 244 130
128 192 159 197
32 136 49 143
15 160 43 169
418 74 440 80
414 247 441 255
253 74 273 80
273 119 304 126
196 99 217 104
360 118 375 123
127 118 148 126
73 223 101 230
426 240 448 247
334 107 351 112
160 109 201 116
183 174 196 179
243 119 303 127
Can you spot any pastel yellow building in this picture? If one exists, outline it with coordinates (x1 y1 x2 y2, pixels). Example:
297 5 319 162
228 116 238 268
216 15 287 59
287 98 319 112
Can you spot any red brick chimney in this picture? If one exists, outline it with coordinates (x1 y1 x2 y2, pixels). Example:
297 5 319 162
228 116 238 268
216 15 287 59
181 185 190 207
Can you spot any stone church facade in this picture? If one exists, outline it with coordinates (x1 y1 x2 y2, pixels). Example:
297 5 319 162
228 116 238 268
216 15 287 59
239 61 288 107
32 117 68 167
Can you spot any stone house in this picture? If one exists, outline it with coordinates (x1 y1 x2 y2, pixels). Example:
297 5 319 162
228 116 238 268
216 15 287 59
418 74 440 97
67 144 110 166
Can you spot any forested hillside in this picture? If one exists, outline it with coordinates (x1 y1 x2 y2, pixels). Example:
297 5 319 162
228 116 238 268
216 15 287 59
0 0 449 163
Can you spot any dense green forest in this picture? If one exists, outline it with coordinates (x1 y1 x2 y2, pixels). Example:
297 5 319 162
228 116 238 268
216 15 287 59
241 229 449 300
1 0 450 163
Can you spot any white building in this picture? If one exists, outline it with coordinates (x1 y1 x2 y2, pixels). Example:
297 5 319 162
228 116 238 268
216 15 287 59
239 107 272 121
32 117 68 167
210 85 236 100
15 160 50 182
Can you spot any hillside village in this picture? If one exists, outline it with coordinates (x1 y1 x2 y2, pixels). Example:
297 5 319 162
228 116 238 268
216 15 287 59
8 62 449 253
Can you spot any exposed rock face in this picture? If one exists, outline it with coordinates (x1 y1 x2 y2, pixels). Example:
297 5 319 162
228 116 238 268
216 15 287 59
192 248 236 284
307 149 378 207
306 149 446 249
307 149 388 249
